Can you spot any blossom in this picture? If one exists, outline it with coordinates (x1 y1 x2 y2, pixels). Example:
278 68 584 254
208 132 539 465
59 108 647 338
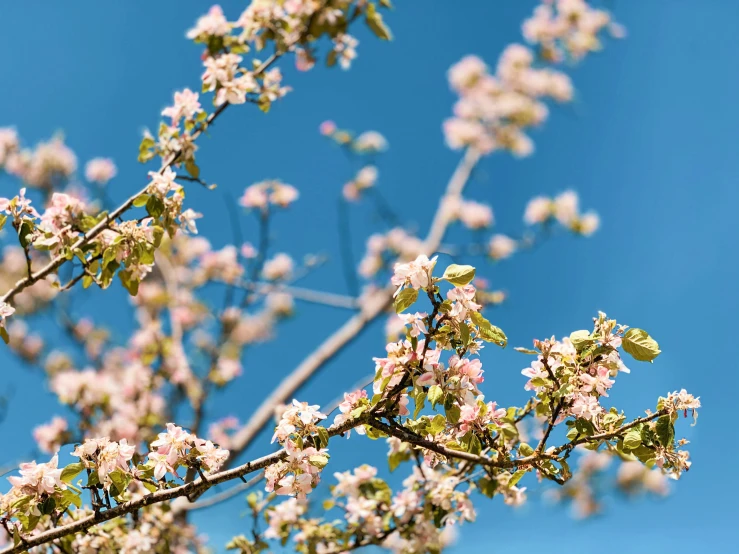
398 312 428 338
333 390 368 436
391 254 438 294
354 131 387 153
448 55 488 92
272 399 327 444
459 200 494 229
33 417 68 454
179 208 202 234
147 167 178 197
570 392 603 420
269 182 299 207
579 365 614 397
488 234 517 260
187 5 230 40
262 253 294 281
161 88 202 127
319 120 337 136
0 301 15 328
577 211 600 236
554 190 579 226
84 158 117 184
239 184 269 209
524 196 552 224
334 34 358 70
7 454 65 497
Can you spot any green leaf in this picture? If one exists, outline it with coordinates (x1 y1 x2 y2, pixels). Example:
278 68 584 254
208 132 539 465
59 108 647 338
18 219 34 248
428 385 443 409
0 326 9 345
388 451 406 472
0 214 7 232
326 50 338 68
655 415 675 447
365 3 393 40
623 428 642 450
518 443 534 457
477 477 496 498
569 330 595 350
108 469 131 496
413 392 426 419
60 489 81 510
146 194 165 219
308 455 329 469
185 160 200 179
622 328 661 362
508 469 527 488
40 496 56 515
458 322 470 345
118 270 140 296
133 194 149 208
470 311 507 347
61 462 86 483
317 427 330 449
429 414 446 435
441 264 475 287
514 346 538 355
394 287 418 313
445 403 461 425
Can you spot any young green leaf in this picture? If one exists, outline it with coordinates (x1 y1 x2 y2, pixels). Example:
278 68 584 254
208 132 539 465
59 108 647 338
441 264 476 287
622 328 661 362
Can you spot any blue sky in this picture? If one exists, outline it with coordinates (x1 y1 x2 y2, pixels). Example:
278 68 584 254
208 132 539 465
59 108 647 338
1 1 738 552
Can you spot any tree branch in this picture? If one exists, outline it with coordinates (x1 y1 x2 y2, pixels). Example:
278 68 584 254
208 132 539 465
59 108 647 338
0 415 365 554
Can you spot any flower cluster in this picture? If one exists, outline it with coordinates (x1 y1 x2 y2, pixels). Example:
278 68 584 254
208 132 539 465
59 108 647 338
523 0 624 62
444 0 621 157
0 131 76 191
443 47 572 157
358 227 424 280
239 180 299 210
84 157 117 185
524 189 599 235
148 423 229 480
265 400 330 499
343 165 378 201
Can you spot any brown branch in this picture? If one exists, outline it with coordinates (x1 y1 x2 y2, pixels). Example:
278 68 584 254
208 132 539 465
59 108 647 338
0 415 365 554
552 409 668 455
172 472 264 513
367 417 553 470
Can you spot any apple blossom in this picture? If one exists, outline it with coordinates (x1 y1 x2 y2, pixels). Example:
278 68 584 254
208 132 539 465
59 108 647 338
84 157 117 184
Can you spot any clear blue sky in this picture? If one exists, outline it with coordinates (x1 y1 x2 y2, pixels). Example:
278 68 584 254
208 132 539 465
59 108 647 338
1 1 737 551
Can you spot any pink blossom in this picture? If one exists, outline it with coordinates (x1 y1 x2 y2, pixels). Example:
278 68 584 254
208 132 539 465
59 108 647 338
319 120 337 136
187 5 230 40
398 394 410 416
354 131 387 153
84 158 117 184
459 200 494 229
488 234 516 260
161 88 203 127
391 254 438 294
262 253 294 281
398 312 428 338
8 454 65 496
524 196 552 224
33 417 68 454
569 393 603 420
